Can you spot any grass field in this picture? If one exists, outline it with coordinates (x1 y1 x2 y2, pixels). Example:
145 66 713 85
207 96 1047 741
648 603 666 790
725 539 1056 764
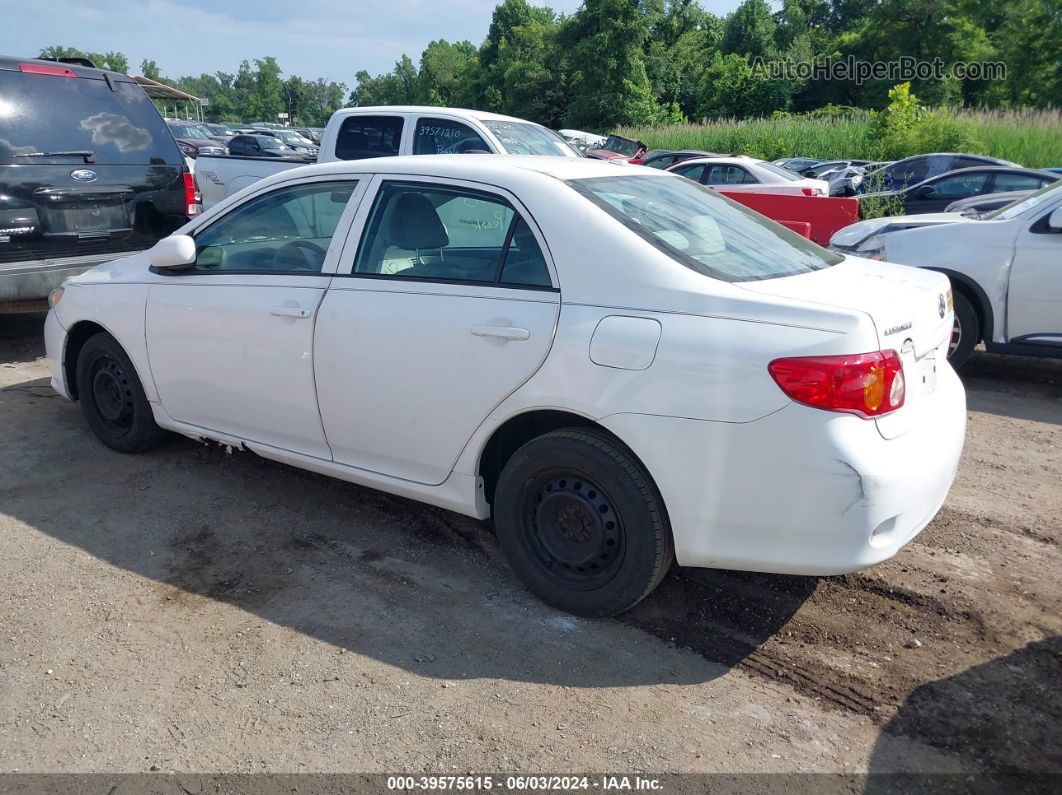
619 108 1062 167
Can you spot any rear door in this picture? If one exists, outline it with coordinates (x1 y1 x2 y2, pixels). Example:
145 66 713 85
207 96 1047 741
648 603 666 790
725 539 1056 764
314 175 559 485
0 63 185 272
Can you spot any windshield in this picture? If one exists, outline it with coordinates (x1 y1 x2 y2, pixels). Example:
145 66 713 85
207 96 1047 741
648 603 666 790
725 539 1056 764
601 135 641 156
257 137 282 150
169 124 211 139
985 181 1062 220
481 121 578 157
276 131 309 144
568 175 842 282
757 162 804 181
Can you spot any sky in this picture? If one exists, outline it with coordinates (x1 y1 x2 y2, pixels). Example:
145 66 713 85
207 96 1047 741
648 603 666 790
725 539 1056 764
4 0 743 88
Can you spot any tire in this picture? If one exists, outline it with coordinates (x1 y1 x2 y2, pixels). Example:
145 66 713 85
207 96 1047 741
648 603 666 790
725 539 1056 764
493 427 674 618
75 332 168 453
948 291 979 368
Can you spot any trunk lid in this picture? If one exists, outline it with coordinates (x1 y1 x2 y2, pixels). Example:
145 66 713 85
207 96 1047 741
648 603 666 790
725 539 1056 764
741 256 953 437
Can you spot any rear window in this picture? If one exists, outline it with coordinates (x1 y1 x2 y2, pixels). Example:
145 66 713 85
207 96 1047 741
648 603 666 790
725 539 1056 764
0 69 181 166
568 174 842 282
335 115 403 160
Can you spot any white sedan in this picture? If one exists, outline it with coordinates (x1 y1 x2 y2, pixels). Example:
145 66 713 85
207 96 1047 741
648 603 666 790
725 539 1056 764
45 156 965 617
667 156 830 196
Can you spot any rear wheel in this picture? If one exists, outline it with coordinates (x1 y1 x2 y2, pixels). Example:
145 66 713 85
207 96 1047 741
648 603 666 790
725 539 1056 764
493 428 673 617
75 332 168 453
948 291 979 368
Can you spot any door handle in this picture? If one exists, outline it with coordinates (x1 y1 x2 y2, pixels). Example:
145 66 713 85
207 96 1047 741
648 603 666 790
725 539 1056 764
471 325 530 341
269 306 312 319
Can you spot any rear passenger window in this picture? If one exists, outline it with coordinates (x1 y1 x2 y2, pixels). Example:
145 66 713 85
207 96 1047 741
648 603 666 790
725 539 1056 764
499 218 551 287
414 118 490 155
353 181 551 288
334 116 403 160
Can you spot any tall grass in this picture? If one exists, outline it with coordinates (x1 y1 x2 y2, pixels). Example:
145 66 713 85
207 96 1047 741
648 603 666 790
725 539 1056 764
619 108 1062 167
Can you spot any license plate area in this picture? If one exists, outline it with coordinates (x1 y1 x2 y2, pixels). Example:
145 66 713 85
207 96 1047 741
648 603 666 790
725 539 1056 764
35 186 134 238
918 349 938 395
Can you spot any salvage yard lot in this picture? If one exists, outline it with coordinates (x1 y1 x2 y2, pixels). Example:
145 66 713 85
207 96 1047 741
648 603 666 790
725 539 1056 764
0 314 1058 775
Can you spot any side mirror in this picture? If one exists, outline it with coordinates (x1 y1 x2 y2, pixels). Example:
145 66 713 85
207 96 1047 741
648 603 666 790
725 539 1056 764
148 235 196 269
1048 207 1062 232
913 185 935 199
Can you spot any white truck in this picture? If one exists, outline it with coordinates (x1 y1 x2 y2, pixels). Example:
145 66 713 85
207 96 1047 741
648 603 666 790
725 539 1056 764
829 182 1062 366
195 106 580 209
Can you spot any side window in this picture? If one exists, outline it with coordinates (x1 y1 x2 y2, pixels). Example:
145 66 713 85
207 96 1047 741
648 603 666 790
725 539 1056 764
992 172 1048 192
192 181 355 273
499 218 551 287
736 167 759 184
353 181 552 288
673 163 705 182
925 172 988 198
414 118 490 155
335 116 403 160
890 159 929 185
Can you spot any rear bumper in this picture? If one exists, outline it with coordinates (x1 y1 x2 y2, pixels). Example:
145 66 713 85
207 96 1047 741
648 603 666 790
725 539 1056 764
601 364 966 575
0 255 113 303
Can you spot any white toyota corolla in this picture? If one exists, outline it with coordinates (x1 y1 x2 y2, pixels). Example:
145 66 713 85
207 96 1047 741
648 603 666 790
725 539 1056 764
45 155 966 617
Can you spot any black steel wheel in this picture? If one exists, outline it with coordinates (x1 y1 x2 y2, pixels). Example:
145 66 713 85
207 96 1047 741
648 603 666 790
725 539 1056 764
75 332 169 453
948 291 979 368
494 427 673 617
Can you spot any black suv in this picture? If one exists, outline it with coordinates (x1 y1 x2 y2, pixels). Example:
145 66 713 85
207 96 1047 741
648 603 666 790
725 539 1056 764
0 56 195 309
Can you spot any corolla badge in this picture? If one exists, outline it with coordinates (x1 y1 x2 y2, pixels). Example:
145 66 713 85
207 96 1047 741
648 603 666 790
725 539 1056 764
938 294 947 319
70 169 98 182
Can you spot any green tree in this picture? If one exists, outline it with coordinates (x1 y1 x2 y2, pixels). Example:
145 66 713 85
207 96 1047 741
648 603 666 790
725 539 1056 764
38 45 129 73
997 0 1062 108
564 0 662 129
417 39 479 107
720 0 776 59
139 59 162 81
696 52 795 119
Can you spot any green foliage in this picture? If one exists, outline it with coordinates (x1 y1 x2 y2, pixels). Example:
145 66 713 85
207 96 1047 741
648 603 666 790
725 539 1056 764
619 108 1062 167
39 0 1062 132
38 45 128 73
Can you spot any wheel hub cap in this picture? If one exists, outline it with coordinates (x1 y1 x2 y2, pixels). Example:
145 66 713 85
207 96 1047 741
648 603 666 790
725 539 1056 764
531 477 621 576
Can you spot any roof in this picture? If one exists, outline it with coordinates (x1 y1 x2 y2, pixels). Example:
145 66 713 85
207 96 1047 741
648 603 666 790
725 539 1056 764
134 75 206 104
336 106 537 124
258 154 672 191
0 54 131 81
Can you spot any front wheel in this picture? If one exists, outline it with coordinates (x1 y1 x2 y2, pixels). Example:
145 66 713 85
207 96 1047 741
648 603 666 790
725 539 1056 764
493 428 673 617
948 291 979 368
75 332 169 453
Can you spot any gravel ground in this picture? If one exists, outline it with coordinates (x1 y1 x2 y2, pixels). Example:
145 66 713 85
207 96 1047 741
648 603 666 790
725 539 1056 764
0 313 1058 776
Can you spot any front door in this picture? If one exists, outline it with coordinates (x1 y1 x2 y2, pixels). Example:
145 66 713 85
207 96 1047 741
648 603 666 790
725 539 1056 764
145 176 365 458
1006 198 1062 346
314 176 559 485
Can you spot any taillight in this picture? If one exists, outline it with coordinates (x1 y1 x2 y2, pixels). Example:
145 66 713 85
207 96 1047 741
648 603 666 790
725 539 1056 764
768 350 905 418
20 63 76 77
182 170 201 217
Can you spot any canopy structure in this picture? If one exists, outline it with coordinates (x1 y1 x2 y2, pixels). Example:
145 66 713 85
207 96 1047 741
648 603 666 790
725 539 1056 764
134 76 208 122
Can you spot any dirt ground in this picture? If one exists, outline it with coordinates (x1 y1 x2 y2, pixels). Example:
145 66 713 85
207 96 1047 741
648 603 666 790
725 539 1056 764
0 313 1058 777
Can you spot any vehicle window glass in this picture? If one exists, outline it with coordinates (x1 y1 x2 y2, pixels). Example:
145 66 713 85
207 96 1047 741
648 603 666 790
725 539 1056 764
888 158 929 185
955 157 990 169
192 181 355 272
355 182 520 283
992 173 1049 192
334 115 403 160
414 118 489 155
499 217 551 287
673 163 705 181
258 137 282 150
759 162 802 181
736 167 759 184
569 174 843 282
0 71 180 165
481 120 575 156
923 172 989 198
986 182 1062 220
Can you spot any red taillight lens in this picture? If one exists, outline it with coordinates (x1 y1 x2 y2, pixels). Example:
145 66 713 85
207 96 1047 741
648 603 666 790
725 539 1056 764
182 170 201 217
20 63 76 77
768 350 905 418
